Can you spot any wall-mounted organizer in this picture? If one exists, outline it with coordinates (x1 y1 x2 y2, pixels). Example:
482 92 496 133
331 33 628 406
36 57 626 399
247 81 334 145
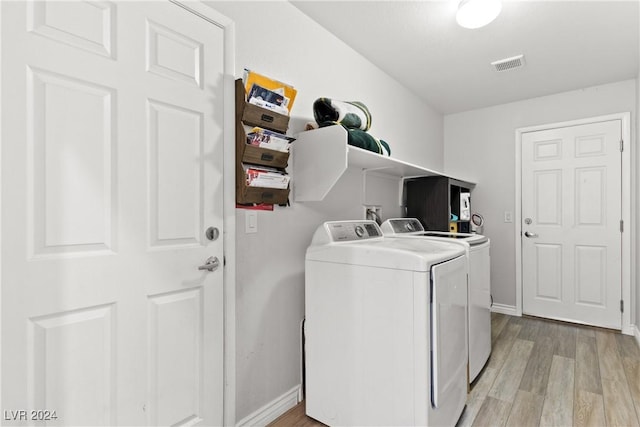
235 78 291 205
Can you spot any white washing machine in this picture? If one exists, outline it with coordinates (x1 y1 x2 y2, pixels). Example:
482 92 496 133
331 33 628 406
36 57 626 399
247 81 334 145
381 218 491 382
305 220 468 426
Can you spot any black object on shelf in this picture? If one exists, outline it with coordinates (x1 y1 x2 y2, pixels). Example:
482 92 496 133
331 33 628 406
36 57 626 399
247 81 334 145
405 176 471 232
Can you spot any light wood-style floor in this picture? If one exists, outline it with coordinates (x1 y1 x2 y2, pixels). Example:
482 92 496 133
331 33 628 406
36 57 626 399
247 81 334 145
269 313 640 427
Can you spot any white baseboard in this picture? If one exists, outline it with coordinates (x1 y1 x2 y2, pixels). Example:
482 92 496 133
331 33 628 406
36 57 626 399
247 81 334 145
633 325 640 347
235 384 301 427
491 303 518 316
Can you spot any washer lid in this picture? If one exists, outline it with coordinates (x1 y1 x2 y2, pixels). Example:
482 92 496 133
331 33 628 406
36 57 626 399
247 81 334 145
381 218 489 245
417 230 489 245
306 233 466 272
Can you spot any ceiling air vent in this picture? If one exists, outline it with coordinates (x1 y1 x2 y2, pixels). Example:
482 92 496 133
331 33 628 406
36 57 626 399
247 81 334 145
491 54 526 72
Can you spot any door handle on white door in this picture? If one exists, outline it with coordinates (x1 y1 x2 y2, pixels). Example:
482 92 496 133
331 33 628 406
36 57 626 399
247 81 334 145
198 256 220 272
524 231 539 238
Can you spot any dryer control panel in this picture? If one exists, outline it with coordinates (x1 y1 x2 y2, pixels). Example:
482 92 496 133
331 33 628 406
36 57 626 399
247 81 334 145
382 218 424 234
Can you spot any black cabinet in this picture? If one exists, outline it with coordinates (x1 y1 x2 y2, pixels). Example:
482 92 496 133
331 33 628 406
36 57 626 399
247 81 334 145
405 176 471 232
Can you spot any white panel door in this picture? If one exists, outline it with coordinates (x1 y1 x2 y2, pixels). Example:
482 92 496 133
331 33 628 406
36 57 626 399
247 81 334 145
1 1 225 425
521 120 622 329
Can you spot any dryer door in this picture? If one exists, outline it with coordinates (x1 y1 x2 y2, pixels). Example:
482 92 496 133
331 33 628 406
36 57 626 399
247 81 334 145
431 255 468 409
469 243 492 381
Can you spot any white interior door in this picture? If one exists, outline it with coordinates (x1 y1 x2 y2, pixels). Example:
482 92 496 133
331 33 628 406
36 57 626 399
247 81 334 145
1 1 225 425
521 120 622 329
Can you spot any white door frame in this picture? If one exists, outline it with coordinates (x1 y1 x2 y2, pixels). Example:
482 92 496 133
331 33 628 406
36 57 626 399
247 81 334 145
0 1 238 424
515 112 633 335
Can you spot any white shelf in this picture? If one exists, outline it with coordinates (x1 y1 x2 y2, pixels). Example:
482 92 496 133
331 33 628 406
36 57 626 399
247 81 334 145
292 125 475 201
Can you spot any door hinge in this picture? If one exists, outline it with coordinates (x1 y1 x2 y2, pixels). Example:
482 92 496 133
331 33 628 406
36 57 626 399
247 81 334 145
621 300 624 313
620 220 624 232
620 139 624 152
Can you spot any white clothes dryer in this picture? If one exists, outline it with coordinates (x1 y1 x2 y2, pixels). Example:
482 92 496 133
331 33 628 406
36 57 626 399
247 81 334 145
381 218 491 382
305 220 468 426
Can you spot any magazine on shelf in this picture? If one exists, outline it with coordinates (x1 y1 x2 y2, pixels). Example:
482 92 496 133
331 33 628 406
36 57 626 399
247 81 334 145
243 69 297 114
247 127 295 152
247 96 289 116
243 164 290 189
247 84 288 108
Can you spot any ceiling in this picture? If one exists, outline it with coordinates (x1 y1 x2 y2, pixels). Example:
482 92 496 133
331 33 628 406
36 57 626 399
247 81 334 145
291 0 640 115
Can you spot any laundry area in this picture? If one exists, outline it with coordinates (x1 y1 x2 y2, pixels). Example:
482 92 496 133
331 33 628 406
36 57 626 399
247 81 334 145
0 1 638 427
221 1 637 425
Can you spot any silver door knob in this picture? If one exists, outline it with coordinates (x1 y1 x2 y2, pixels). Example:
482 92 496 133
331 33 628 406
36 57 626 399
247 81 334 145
205 226 220 241
524 231 539 238
198 256 220 272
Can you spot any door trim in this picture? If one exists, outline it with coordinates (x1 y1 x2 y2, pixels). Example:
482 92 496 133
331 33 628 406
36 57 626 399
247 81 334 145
0 1 237 423
0 1 4 414
515 112 632 335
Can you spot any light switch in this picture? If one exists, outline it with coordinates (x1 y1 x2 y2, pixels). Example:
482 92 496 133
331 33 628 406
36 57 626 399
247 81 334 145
245 211 258 233
504 211 513 223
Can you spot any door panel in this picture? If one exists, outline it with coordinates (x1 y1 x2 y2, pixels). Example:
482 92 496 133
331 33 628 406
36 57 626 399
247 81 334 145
29 304 116 426
534 243 562 301
148 100 204 247
29 67 116 256
575 245 606 307
534 170 562 225
146 20 203 87
28 1 116 58
2 1 225 425
148 288 204 426
521 120 621 329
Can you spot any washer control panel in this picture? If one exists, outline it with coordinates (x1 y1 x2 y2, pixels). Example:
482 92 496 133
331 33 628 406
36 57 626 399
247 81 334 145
326 221 382 242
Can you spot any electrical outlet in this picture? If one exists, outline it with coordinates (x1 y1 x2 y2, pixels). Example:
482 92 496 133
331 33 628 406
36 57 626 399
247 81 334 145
363 205 382 223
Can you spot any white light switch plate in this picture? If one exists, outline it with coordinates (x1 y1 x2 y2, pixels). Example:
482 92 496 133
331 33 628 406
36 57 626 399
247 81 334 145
245 211 258 233
504 211 513 223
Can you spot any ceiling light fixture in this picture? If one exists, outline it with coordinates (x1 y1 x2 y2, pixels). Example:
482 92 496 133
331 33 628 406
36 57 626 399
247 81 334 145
456 0 502 29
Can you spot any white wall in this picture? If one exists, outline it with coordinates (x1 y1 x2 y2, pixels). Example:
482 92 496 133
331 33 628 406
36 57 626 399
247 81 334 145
637 68 640 331
444 79 637 310
205 1 444 422
636 1 640 335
